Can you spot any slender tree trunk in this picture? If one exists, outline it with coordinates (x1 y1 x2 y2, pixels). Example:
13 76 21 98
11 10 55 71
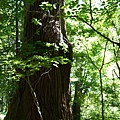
16 0 19 55
72 81 81 120
4 0 73 120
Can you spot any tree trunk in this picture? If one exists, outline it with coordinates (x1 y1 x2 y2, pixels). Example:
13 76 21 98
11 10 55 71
72 81 81 120
4 0 73 120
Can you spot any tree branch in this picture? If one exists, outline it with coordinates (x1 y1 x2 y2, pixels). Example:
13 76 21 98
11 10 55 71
89 0 93 25
113 44 120 78
69 15 120 47
99 41 108 71
26 75 43 120
82 42 99 70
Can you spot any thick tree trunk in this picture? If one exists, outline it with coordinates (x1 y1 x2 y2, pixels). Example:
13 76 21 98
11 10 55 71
4 0 73 120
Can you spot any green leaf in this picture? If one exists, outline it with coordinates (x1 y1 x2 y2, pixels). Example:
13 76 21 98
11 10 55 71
32 18 42 26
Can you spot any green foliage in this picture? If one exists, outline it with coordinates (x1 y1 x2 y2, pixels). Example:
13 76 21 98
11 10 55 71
32 18 42 26
0 0 120 120
0 0 24 114
40 2 57 12
66 0 120 119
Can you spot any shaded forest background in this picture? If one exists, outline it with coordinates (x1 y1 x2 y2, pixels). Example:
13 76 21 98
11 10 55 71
0 0 120 120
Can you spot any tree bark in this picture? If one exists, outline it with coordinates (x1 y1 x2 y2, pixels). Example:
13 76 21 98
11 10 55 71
72 81 81 120
4 0 73 120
